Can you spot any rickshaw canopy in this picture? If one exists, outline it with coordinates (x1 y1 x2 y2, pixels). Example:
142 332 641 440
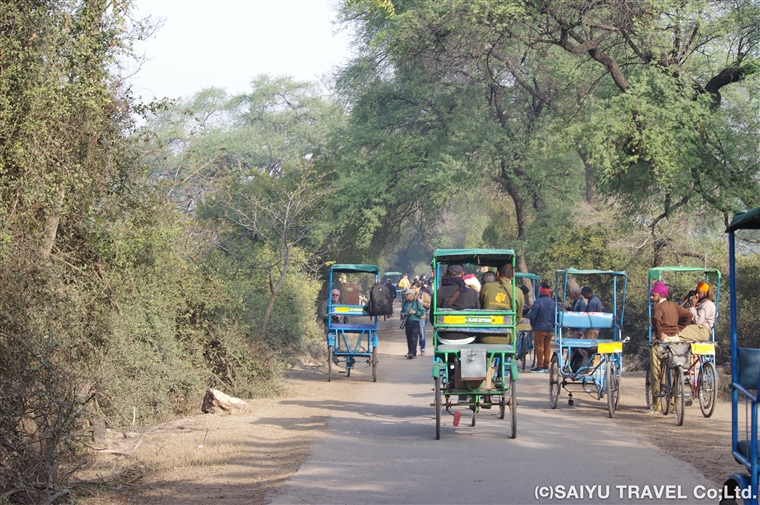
432 248 515 265
383 271 402 276
556 268 626 277
516 272 541 281
727 206 760 232
648 266 721 279
330 264 380 274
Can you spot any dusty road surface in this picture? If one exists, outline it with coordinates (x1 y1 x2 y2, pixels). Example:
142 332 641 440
78 318 741 504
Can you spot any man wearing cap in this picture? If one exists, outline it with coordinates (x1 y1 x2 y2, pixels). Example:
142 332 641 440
401 290 426 359
529 282 556 372
579 286 602 339
649 281 694 412
679 281 715 342
436 263 480 344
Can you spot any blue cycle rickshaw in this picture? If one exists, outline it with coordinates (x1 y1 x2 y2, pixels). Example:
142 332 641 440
645 266 721 426
326 264 380 382
722 206 760 505
383 271 403 301
431 249 519 439
515 272 540 371
549 269 628 418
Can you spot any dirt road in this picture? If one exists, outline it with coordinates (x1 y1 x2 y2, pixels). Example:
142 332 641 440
79 319 742 504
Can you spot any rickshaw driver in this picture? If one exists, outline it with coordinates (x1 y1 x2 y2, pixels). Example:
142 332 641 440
648 281 694 412
479 262 524 344
579 286 601 339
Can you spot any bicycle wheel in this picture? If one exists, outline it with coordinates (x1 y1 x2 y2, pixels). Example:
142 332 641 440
606 358 619 418
674 366 685 426
327 346 333 382
661 361 671 416
519 334 527 371
509 373 517 439
698 360 718 418
645 361 652 410
371 346 378 382
434 376 442 440
549 354 560 409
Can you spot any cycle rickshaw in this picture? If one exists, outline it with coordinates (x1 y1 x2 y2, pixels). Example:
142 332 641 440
326 264 380 382
645 266 721 426
383 271 403 301
722 206 760 505
431 249 519 439
515 272 541 371
549 269 628 418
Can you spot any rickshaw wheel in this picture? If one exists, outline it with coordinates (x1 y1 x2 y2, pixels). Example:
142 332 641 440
662 365 672 416
498 395 505 419
606 359 619 419
327 346 333 382
470 408 476 426
674 366 685 426
644 361 652 410
698 361 717 418
371 347 378 383
434 377 442 440
509 374 517 439
549 355 560 409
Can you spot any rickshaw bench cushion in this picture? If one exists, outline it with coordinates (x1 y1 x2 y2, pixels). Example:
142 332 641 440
331 323 376 331
560 312 614 329
438 344 514 352
738 347 760 391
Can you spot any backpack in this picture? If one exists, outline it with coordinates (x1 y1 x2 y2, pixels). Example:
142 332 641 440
569 346 598 373
368 283 393 316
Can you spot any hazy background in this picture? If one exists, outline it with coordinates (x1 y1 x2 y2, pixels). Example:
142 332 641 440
129 0 352 100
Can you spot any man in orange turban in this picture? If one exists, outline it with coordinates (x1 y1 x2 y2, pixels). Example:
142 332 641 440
679 281 715 342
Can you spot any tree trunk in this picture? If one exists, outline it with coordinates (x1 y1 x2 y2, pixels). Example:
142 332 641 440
578 150 598 205
262 246 290 332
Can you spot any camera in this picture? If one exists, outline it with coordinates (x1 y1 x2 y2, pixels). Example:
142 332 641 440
399 313 409 329
682 289 699 307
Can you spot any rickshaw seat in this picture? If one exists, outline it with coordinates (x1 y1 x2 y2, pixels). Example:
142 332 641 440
560 338 611 348
332 323 376 331
738 347 760 391
437 344 514 352
559 312 615 329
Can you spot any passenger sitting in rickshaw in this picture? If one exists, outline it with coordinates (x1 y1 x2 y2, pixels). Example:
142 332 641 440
319 289 347 331
648 281 694 412
436 263 480 345
678 281 715 342
478 263 524 344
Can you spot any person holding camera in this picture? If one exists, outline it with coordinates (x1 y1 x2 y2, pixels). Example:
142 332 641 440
401 290 425 359
678 281 715 341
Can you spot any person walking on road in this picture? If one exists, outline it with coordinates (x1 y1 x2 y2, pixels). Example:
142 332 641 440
529 282 556 372
401 290 425 359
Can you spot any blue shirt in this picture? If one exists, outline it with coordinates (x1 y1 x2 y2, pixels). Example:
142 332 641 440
585 294 602 313
529 294 556 332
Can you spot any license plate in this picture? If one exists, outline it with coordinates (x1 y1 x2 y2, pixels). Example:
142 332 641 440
598 341 622 353
691 342 715 355
442 315 508 325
